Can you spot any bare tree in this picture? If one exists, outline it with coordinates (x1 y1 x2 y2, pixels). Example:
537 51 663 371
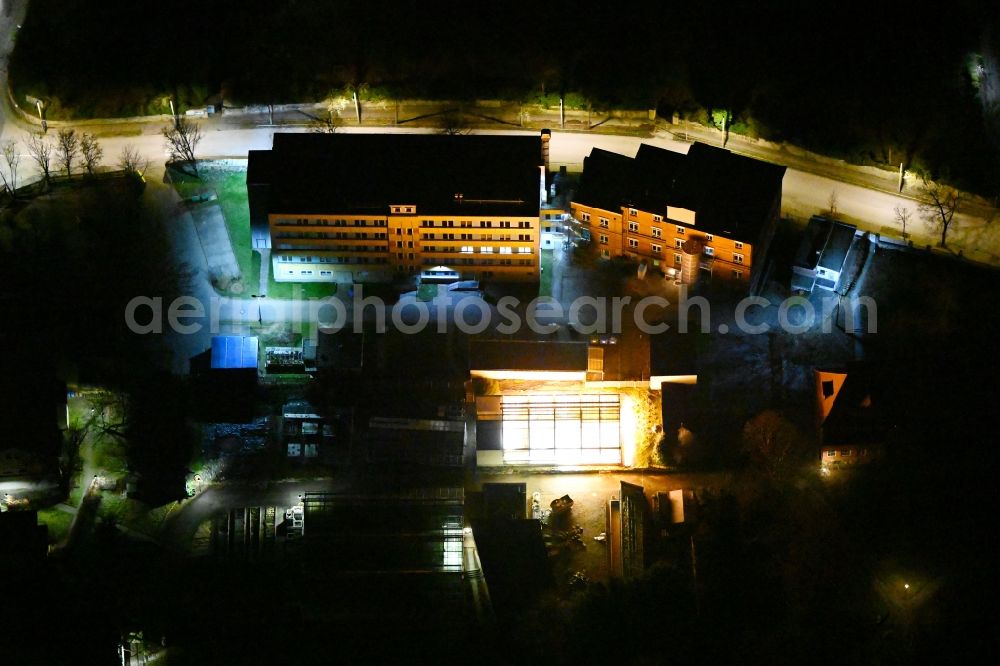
162 118 203 176
309 109 342 134
827 189 839 217
56 128 80 177
0 139 22 197
79 133 104 175
118 145 149 177
25 134 53 187
919 177 964 248
742 410 806 479
893 206 912 239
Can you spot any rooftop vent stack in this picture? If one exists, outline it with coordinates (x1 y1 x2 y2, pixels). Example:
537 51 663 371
540 129 552 205
540 129 551 170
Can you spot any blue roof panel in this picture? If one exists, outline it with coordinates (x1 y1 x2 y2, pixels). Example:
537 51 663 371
211 336 259 369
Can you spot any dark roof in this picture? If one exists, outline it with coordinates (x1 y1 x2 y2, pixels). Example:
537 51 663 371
574 142 786 243
363 328 469 382
366 418 465 466
650 332 703 377
301 490 464 571
251 133 542 217
471 519 553 619
631 144 688 211
818 221 857 271
822 362 891 446
245 149 273 186
310 329 364 370
670 143 785 241
470 339 588 372
793 216 833 270
574 148 636 212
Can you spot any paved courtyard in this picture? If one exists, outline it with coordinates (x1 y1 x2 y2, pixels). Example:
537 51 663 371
190 202 242 290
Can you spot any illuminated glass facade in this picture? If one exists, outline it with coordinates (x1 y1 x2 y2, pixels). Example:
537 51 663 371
501 394 621 464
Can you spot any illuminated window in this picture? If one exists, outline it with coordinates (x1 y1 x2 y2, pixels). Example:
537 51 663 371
481 246 494 253
442 529 463 569
501 394 622 465
460 246 473 253
826 450 836 457
518 247 531 254
500 246 512 254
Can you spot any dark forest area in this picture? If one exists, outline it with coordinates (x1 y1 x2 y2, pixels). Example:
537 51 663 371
10 0 999 192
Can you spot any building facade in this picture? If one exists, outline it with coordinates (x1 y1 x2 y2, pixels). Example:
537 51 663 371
571 143 785 293
248 133 546 284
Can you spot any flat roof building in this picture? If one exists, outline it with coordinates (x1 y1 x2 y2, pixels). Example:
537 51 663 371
248 133 546 284
792 216 859 293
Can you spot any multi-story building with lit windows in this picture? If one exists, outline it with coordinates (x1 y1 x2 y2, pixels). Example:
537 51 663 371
571 142 785 293
248 133 546 284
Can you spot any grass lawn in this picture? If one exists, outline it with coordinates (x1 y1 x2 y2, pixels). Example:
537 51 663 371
170 168 254 297
417 283 438 301
539 249 554 297
37 508 73 544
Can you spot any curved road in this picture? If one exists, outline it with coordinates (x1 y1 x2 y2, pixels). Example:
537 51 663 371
1 0 997 270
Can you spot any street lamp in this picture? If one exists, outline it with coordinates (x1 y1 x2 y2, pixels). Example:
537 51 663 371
251 294 265 325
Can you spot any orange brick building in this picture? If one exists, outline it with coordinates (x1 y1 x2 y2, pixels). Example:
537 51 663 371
570 143 785 294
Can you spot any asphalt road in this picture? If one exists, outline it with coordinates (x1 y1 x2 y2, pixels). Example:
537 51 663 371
1 1 997 266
